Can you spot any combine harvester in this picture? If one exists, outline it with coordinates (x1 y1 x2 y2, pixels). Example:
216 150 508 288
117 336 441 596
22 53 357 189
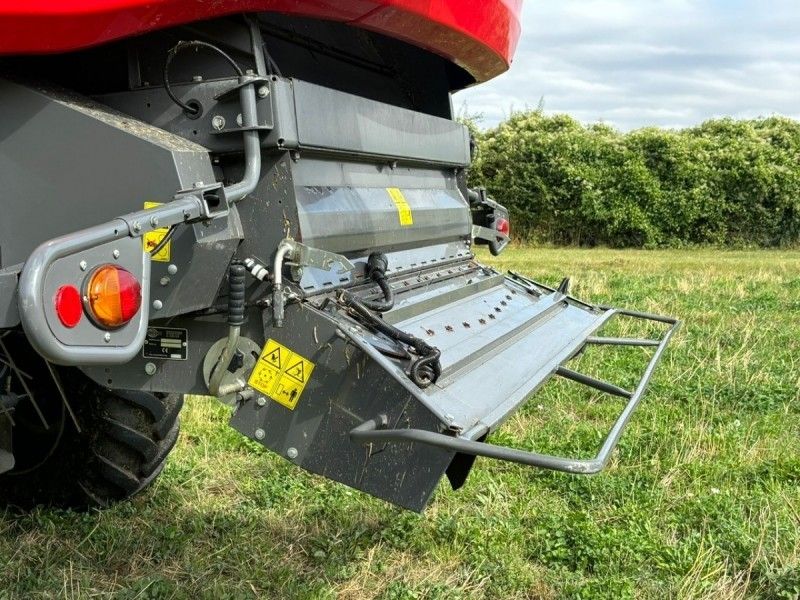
0 1 677 511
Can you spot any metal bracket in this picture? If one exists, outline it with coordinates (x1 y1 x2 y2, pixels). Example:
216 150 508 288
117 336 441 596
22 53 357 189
213 75 270 102
472 224 509 255
272 238 355 327
175 183 230 219
116 193 209 238
289 241 356 275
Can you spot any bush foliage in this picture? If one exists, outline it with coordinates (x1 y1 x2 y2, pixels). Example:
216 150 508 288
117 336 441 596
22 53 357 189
468 112 800 247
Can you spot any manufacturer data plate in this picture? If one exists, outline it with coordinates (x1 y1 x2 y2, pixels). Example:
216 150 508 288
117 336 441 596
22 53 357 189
143 327 188 360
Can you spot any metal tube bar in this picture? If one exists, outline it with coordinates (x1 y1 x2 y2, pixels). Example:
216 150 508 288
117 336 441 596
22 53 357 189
272 239 294 327
592 320 678 464
350 416 605 474
598 306 679 325
586 337 660 347
208 325 241 397
245 15 268 77
555 366 632 399
224 83 261 203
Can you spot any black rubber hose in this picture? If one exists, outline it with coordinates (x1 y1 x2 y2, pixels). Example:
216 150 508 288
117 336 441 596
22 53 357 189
227 262 246 326
358 252 395 312
340 291 441 388
360 272 395 312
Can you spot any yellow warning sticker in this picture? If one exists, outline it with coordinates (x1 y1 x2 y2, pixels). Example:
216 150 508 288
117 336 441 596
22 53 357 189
248 339 315 410
143 201 171 262
386 187 413 227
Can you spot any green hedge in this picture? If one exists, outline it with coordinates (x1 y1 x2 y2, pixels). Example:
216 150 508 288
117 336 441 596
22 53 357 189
468 112 800 247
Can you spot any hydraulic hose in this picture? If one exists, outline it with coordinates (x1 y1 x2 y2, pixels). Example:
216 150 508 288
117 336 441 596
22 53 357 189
271 239 294 328
339 291 441 388
358 253 394 312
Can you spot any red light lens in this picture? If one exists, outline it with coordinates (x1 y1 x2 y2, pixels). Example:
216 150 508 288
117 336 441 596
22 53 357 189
85 265 142 329
55 285 83 328
496 217 510 236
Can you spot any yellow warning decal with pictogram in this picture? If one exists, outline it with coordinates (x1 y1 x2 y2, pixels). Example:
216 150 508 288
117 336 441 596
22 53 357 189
143 201 171 262
386 187 413 227
248 339 315 410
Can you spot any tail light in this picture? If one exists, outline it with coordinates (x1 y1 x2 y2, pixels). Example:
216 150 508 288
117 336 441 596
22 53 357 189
54 285 83 328
496 217 510 237
84 265 142 329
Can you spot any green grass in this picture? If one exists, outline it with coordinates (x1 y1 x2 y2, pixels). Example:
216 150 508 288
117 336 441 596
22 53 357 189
2 247 800 599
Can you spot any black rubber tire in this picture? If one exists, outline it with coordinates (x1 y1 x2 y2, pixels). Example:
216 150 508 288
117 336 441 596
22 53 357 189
0 343 183 510
75 385 184 509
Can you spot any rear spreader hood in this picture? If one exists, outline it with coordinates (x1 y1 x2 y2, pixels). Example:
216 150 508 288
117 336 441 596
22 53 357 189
0 0 522 83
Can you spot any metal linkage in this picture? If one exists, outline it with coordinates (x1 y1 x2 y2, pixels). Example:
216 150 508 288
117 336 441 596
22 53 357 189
350 308 680 475
208 261 247 397
555 366 632 399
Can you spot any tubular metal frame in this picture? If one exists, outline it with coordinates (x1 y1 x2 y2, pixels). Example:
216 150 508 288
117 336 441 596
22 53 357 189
350 307 680 475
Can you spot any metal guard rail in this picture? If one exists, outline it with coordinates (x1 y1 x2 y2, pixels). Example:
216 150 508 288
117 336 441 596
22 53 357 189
350 307 680 475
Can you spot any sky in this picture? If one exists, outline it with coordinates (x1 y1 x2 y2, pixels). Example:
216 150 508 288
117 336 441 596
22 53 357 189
454 0 800 131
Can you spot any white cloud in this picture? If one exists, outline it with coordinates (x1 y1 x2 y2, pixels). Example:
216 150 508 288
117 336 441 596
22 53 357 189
454 0 800 130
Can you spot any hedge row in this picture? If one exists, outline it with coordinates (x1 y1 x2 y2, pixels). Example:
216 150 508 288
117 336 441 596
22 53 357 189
467 112 800 247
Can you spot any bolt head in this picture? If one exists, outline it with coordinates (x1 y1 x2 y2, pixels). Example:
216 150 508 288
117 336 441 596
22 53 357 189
103 332 111 343
112 249 120 259
132 221 142 233
236 113 243 127
149 216 159 228
192 75 203 82
79 260 88 271
256 396 267 407
152 299 163 310
167 264 178 275
254 428 266 440
211 115 225 131
144 362 157 375
257 85 269 98
287 447 298 459
160 277 170 287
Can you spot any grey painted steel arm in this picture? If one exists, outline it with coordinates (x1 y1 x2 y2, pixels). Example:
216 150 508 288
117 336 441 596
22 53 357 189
223 81 261 203
18 195 208 365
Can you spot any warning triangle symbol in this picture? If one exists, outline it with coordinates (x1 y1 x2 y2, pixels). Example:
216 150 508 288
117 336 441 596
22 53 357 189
265 347 281 368
285 359 305 383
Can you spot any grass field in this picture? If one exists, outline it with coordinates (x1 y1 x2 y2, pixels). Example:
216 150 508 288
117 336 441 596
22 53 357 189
2 247 799 599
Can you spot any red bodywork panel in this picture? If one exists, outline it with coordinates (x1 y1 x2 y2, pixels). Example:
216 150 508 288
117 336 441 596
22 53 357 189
0 0 522 83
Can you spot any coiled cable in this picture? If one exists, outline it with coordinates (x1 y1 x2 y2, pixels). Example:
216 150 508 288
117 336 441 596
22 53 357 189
164 40 244 115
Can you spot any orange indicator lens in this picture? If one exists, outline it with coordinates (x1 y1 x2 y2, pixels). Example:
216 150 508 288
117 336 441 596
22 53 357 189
85 265 141 329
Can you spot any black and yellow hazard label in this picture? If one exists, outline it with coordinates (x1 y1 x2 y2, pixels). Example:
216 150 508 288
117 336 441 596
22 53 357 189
248 339 315 410
386 188 413 227
143 201 171 262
